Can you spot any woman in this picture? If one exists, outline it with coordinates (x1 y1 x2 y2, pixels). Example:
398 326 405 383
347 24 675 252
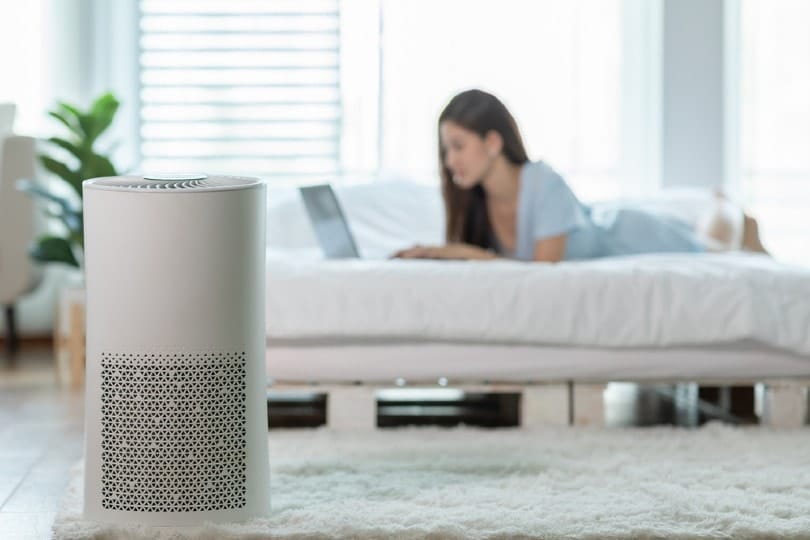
395 89 767 262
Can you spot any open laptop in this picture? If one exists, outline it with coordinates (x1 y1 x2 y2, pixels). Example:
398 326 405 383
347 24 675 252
299 184 360 258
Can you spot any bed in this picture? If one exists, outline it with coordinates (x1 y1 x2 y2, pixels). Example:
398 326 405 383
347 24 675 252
263 182 810 429
264 252 810 430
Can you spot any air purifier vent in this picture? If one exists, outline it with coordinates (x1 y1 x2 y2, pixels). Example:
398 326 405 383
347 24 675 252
100 352 247 513
85 174 262 193
124 179 211 190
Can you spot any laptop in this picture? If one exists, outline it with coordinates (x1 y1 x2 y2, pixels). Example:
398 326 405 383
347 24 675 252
299 184 360 259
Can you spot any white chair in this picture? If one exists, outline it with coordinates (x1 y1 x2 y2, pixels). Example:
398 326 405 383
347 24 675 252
0 103 15 135
0 135 43 356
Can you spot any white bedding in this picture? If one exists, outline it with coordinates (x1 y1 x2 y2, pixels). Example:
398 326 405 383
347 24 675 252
265 252 810 357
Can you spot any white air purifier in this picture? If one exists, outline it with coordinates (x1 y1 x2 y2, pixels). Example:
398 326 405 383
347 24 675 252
82 174 269 526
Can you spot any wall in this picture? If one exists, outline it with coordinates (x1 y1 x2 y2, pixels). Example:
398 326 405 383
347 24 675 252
661 0 730 189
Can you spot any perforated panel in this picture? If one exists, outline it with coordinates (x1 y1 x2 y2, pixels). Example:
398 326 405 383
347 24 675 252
100 352 247 512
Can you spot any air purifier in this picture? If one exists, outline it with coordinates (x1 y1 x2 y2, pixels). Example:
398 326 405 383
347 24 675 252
82 174 269 526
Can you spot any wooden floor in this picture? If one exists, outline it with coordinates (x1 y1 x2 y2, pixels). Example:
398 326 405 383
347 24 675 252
0 345 83 540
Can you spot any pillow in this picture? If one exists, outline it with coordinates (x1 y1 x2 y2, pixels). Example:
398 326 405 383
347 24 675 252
266 179 444 258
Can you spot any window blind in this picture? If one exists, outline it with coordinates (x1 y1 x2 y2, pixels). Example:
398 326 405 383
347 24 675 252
138 0 341 183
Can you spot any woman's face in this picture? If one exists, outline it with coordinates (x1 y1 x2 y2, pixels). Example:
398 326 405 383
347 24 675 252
440 121 497 189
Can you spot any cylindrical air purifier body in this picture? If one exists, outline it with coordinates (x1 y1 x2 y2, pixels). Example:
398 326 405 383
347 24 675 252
82 174 269 526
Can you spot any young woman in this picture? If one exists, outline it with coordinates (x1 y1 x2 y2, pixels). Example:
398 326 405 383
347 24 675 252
395 89 767 262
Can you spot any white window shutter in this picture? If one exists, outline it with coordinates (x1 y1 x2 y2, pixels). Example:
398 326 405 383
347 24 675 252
138 0 341 184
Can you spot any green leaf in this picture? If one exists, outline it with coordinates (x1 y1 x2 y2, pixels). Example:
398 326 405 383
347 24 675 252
71 227 84 249
91 92 119 114
58 102 95 143
80 152 118 179
40 91 119 216
57 102 83 122
79 115 98 146
48 137 86 162
47 111 82 139
30 236 79 267
39 155 83 197
87 93 120 143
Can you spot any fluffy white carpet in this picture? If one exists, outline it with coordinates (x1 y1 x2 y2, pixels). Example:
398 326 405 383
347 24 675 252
53 423 810 539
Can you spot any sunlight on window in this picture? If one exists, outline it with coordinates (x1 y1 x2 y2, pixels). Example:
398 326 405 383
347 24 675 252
379 0 622 201
0 1 44 134
741 0 810 266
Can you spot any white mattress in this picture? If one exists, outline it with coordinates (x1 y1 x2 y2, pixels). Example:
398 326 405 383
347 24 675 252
266 251 810 357
265 340 810 383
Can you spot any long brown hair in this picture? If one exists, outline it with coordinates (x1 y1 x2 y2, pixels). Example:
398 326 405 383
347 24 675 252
439 89 529 249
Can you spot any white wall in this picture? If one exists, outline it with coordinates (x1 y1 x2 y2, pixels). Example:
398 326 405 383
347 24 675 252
661 0 728 189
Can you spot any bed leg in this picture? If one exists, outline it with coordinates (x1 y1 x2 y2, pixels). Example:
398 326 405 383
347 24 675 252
326 386 377 431
520 384 569 428
573 383 606 426
761 381 808 428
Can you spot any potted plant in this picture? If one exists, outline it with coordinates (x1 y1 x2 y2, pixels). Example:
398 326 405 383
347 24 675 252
17 92 120 269
16 92 120 386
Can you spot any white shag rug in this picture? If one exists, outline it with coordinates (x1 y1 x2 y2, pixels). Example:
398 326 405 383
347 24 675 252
53 423 810 539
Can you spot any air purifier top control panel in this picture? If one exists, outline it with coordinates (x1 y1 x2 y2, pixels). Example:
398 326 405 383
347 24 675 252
84 174 263 193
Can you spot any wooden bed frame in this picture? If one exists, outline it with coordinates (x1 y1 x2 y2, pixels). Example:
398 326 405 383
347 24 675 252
266 342 810 430
268 379 809 430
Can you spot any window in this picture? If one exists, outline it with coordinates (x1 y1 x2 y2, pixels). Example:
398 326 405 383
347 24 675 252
739 0 810 265
138 0 341 184
377 0 652 201
134 0 654 198
0 1 45 134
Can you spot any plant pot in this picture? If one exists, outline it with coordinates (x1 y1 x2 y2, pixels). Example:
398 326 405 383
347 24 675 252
54 285 85 387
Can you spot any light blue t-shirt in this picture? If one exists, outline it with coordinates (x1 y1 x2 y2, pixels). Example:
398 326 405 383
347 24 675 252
506 161 705 261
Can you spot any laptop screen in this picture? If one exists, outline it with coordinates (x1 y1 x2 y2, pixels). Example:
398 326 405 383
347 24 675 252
299 185 360 259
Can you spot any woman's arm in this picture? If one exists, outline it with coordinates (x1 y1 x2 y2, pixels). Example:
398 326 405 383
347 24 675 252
392 243 497 260
532 234 567 263
393 236 566 262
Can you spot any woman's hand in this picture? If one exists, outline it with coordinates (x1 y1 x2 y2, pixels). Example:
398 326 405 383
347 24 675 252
392 243 497 260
